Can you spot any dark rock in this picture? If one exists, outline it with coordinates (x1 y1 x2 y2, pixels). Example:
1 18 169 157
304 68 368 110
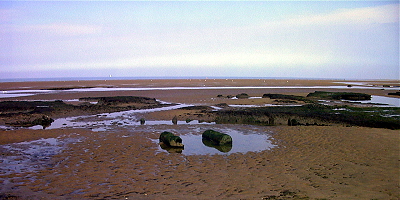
32 115 54 125
236 93 249 99
172 116 178 125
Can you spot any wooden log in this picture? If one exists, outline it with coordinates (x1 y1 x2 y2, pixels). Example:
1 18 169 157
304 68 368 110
202 130 232 145
159 131 184 147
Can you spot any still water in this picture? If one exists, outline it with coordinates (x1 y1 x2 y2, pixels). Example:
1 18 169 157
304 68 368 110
149 125 276 156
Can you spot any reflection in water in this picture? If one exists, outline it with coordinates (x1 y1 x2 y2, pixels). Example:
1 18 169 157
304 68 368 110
202 139 232 153
154 126 276 155
159 143 184 153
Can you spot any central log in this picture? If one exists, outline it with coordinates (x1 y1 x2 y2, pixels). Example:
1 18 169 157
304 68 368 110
159 131 184 147
202 130 232 145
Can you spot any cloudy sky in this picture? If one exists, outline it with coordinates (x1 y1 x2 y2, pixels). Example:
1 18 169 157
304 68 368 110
1 1 399 79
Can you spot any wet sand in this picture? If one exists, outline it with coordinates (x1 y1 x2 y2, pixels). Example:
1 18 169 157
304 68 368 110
0 126 398 199
0 79 399 199
1 79 399 103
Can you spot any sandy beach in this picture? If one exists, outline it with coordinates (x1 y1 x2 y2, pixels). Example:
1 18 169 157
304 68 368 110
1 79 398 103
0 79 399 199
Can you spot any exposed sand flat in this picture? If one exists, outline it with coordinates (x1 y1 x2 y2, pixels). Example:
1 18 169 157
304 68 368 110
0 79 346 90
0 79 399 199
0 126 398 199
0 79 398 102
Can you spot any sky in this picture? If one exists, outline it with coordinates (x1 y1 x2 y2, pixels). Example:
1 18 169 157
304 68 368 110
0 1 399 80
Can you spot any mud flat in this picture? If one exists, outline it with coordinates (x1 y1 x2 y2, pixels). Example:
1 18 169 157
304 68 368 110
1 79 399 103
0 125 398 199
0 79 399 199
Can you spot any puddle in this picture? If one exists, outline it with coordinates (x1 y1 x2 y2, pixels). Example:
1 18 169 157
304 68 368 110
150 125 276 155
30 116 215 131
0 136 81 175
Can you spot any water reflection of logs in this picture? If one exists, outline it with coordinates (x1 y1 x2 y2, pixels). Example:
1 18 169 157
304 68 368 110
159 142 184 153
202 138 232 153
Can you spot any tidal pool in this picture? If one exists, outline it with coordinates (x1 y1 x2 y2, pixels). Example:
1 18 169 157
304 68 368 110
150 125 276 155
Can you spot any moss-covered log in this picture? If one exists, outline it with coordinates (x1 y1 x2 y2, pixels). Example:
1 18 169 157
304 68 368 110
202 130 232 145
159 131 184 147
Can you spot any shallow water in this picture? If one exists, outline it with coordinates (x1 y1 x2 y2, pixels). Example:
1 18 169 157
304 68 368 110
137 124 276 155
362 95 400 107
0 124 276 181
30 116 274 156
31 118 215 131
177 126 276 155
0 136 81 175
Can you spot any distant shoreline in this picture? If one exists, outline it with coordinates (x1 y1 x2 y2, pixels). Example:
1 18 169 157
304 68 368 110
0 76 392 83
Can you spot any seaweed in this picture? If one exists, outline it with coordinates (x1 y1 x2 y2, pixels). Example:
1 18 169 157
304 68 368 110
0 100 72 113
307 91 371 100
0 96 164 127
214 104 400 129
388 91 400 96
79 96 158 105
236 93 250 99
178 106 212 110
262 93 313 103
